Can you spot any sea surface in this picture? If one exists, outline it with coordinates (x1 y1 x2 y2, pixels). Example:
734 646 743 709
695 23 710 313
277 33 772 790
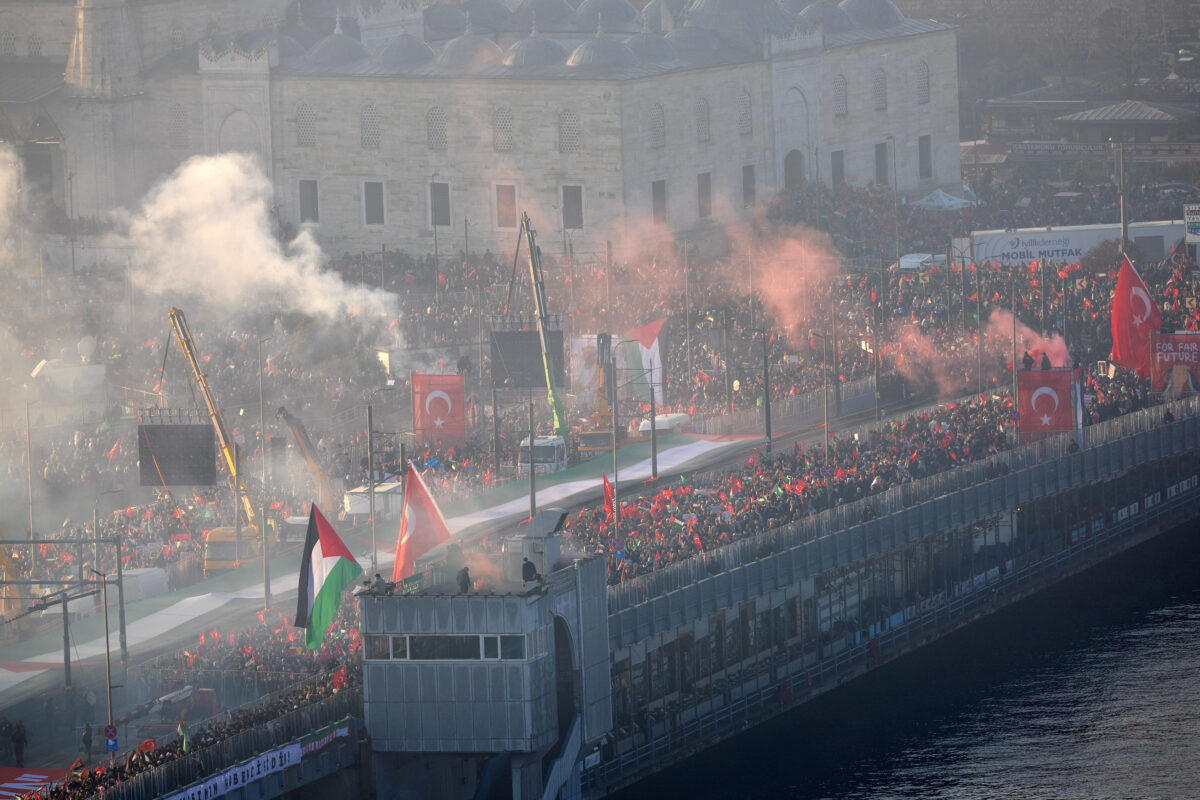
620 524 1200 800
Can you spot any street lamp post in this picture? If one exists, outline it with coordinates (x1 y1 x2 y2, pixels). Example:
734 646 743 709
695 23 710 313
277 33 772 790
25 397 35 565
90 569 114 763
367 382 396 573
812 331 832 510
258 335 271 610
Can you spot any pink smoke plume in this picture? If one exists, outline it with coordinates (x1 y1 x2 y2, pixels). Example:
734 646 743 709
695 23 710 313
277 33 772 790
986 309 1071 368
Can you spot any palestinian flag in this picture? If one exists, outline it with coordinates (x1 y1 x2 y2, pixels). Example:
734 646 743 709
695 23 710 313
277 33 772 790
294 504 362 651
624 317 667 403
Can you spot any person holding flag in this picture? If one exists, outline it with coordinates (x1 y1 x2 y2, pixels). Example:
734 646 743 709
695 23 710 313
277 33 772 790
392 466 452 582
294 505 363 651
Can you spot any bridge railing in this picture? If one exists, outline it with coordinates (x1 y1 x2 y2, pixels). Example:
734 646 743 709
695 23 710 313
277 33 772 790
607 393 1200 613
88 689 361 800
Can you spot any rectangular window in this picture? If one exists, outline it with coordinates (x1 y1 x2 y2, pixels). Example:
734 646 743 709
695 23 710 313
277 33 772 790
742 165 756 209
918 134 932 179
299 179 319 223
562 185 583 230
483 635 499 659
365 635 390 660
496 184 517 229
651 179 667 224
500 634 526 660
391 636 408 659
409 634 480 660
875 142 890 186
831 150 845 189
430 182 451 227
363 181 385 225
697 172 712 219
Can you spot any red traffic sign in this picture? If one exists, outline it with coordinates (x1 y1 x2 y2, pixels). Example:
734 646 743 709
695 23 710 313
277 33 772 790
104 724 117 739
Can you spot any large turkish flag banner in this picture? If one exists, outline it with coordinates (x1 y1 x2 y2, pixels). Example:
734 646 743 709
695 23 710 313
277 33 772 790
1018 368 1076 443
1110 255 1161 378
412 373 465 446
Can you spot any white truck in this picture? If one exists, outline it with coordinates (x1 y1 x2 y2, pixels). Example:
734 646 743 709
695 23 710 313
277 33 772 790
968 221 1183 265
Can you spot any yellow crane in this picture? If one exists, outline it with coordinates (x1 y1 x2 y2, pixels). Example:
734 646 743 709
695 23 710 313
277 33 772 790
166 308 259 573
276 406 339 513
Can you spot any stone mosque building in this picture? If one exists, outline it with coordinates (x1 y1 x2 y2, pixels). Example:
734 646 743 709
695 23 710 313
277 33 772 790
0 0 960 258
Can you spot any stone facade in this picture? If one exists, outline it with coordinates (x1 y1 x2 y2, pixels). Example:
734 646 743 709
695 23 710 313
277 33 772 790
1 0 962 259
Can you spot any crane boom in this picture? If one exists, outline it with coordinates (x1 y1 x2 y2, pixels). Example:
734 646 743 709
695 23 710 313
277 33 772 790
276 406 338 512
521 213 567 437
167 308 257 529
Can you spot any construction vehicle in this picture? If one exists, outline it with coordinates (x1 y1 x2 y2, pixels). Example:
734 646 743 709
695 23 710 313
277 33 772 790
276 406 339 513
166 308 260 574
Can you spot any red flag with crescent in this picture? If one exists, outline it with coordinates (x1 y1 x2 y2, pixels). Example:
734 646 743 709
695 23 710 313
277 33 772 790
1017 368 1076 443
392 467 452 582
411 373 466 445
1110 255 1161 377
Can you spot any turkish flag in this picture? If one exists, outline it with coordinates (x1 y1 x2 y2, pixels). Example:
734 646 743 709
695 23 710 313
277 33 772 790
411 373 466 445
1018 368 1076 443
392 467 451 582
1111 255 1161 377
603 473 614 524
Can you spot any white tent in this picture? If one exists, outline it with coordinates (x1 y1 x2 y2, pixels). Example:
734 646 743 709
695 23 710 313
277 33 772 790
912 188 975 211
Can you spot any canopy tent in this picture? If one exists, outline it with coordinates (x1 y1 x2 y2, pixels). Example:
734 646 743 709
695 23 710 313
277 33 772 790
912 188 975 211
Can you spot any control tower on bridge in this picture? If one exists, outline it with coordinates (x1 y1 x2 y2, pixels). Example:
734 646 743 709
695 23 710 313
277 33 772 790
359 509 611 800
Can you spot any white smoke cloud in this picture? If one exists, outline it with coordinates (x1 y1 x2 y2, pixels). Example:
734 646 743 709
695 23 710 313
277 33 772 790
0 145 20 267
118 153 395 321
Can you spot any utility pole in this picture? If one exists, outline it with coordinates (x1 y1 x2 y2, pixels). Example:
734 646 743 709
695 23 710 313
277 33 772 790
762 325 772 453
528 393 536 519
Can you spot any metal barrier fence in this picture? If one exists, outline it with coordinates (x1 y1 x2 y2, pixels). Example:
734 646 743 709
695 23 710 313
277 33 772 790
607 393 1200 613
125 664 316 710
584 480 1193 792
90 691 361 800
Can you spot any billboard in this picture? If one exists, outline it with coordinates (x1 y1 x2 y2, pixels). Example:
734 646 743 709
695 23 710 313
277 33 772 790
138 424 216 486
490 330 565 389
1150 332 1200 393
411 373 466 445
971 221 1183 265
1186 204 1200 244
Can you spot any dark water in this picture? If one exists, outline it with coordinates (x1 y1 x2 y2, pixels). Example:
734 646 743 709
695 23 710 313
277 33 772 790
620 525 1200 800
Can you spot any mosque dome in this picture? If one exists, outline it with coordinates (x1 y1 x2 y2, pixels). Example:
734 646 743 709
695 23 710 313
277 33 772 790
239 30 307 61
685 0 793 51
462 0 514 33
797 0 855 33
437 30 504 69
375 30 436 68
576 0 641 34
424 3 468 39
664 25 722 56
304 21 370 68
502 33 569 67
511 0 578 32
641 0 691 33
566 34 636 68
838 0 904 28
623 30 678 62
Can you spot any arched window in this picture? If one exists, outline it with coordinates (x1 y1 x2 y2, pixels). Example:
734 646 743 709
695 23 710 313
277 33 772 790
872 68 887 111
736 90 753 135
915 60 930 105
558 109 581 154
649 103 665 149
170 26 186 51
168 104 188 149
832 74 847 117
295 103 316 147
493 106 514 152
427 106 447 151
360 103 381 150
27 33 42 57
694 97 710 143
0 30 18 57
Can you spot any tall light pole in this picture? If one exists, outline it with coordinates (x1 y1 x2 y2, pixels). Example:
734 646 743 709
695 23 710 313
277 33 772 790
90 568 114 763
366 382 396 573
812 331 832 510
258 335 271 609
25 396 35 560
93 488 126 665
886 135 900 268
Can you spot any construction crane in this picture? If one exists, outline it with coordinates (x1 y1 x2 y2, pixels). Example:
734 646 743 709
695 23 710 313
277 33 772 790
276 406 338 513
517 213 567 438
166 308 258 572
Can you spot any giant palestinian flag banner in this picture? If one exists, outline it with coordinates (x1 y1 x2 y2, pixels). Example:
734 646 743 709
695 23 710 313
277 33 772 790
624 318 667 404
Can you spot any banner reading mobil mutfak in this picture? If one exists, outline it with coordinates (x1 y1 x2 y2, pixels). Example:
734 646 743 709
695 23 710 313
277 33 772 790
1150 332 1200 393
